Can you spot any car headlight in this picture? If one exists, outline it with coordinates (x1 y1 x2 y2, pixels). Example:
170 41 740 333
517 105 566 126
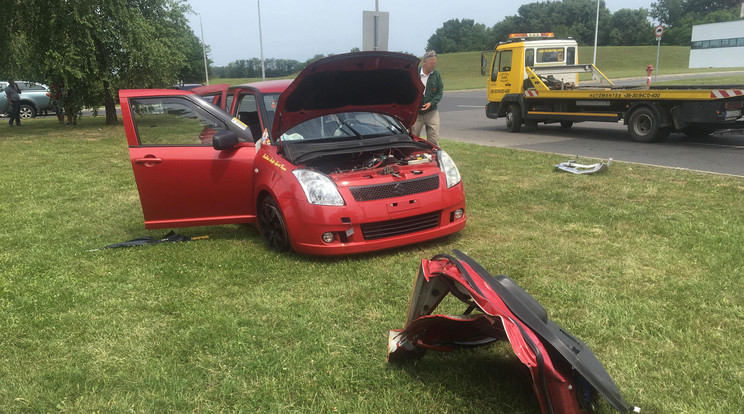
292 169 345 206
437 150 461 188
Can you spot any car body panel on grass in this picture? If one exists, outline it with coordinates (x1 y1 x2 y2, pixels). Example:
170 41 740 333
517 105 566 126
388 250 638 414
120 52 466 255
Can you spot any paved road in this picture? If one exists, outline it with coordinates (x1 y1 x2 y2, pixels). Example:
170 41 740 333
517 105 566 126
437 89 744 177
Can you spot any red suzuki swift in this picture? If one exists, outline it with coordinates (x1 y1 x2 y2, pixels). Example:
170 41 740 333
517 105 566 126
119 52 466 255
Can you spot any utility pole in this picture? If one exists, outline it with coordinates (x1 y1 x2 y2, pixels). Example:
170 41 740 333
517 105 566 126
592 0 599 66
199 13 209 85
258 0 266 81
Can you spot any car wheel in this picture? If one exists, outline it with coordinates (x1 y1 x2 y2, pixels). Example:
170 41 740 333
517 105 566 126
19 104 36 119
560 120 574 129
628 106 668 143
257 195 290 252
505 103 522 132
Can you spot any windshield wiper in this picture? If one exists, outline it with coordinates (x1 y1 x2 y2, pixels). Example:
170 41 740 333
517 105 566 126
336 118 363 139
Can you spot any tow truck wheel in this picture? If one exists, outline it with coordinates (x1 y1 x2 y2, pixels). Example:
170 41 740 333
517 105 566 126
560 121 574 129
628 106 668 142
505 103 522 132
257 195 290 252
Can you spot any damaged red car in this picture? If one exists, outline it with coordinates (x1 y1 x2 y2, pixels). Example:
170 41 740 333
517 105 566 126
119 52 466 255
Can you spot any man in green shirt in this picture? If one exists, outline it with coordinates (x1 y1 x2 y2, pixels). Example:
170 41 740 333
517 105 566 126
411 51 443 146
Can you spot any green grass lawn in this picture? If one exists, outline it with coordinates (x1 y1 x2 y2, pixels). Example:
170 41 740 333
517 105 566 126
1 117 743 413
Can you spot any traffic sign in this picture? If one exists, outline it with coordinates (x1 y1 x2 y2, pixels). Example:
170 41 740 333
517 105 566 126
655 25 664 39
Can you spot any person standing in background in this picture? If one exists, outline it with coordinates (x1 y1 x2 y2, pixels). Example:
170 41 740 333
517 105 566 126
5 79 22 126
411 51 443 146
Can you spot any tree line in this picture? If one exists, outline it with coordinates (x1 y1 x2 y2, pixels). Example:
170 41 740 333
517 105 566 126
425 0 743 53
210 53 332 79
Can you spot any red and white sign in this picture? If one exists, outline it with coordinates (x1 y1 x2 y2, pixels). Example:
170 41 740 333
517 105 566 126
655 25 664 39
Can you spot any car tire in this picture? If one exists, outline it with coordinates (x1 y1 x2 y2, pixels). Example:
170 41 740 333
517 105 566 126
257 195 290 252
19 104 36 119
505 103 522 132
628 106 669 143
560 120 574 129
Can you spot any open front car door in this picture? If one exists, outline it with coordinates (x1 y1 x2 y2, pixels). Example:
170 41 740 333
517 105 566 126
120 89 257 229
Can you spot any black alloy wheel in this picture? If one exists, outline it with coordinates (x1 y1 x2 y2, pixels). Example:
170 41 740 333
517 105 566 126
257 195 290 252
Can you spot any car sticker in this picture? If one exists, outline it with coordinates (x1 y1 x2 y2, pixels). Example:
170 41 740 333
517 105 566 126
231 117 248 130
262 153 287 171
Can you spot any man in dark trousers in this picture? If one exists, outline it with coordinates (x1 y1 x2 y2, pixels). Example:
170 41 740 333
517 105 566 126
5 79 22 126
411 51 443 146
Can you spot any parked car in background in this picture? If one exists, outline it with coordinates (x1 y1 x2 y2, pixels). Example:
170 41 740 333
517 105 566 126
120 52 467 255
0 81 53 118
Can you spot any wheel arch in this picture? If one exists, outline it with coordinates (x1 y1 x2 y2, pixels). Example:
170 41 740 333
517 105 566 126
497 94 527 118
624 102 673 128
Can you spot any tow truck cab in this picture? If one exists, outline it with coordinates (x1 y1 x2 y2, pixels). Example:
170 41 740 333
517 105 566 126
484 33 577 117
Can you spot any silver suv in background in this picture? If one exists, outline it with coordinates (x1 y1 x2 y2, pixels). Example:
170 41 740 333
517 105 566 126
0 81 53 118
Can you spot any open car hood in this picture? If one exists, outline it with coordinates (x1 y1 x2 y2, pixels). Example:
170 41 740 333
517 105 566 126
271 52 424 140
388 250 639 414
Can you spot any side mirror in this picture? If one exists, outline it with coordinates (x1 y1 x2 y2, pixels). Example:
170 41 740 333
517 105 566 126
480 53 487 76
212 130 239 150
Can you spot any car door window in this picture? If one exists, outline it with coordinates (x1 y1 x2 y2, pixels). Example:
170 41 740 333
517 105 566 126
130 97 226 146
499 50 512 72
225 94 235 114
490 51 500 81
236 93 263 139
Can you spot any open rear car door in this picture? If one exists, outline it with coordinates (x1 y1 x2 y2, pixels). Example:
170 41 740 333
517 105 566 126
191 84 230 109
119 89 257 229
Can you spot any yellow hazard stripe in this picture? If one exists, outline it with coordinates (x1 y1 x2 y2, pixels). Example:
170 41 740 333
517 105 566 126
528 111 619 117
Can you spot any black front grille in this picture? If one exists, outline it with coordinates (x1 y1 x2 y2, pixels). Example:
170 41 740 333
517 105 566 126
361 211 442 240
349 175 440 202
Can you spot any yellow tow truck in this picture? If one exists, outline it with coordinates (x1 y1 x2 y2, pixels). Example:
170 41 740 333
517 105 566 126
481 33 744 142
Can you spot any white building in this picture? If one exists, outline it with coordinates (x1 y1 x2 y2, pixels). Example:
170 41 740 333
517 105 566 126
689 20 744 68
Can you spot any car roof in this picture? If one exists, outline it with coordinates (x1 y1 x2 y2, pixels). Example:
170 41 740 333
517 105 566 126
232 79 293 94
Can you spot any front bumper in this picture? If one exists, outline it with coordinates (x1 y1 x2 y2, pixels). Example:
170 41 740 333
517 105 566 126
278 182 466 256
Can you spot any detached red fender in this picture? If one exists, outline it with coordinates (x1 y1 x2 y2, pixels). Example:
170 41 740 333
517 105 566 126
387 250 639 414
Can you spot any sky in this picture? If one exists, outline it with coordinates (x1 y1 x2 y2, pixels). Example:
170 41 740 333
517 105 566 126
185 0 656 66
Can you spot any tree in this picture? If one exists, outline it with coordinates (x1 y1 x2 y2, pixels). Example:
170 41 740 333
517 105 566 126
651 0 741 45
7 0 203 125
426 19 488 53
606 9 655 46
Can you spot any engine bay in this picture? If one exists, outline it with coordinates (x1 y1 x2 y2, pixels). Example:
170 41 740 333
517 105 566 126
300 147 436 175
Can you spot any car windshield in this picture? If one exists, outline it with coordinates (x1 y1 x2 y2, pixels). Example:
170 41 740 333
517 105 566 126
279 112 406 143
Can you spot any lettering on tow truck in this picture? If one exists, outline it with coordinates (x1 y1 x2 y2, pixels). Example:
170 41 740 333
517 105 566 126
262 153 287 171
622 92 662 99
588 92 662 99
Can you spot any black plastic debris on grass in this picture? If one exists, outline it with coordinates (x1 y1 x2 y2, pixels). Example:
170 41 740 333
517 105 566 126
90 231 207 251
